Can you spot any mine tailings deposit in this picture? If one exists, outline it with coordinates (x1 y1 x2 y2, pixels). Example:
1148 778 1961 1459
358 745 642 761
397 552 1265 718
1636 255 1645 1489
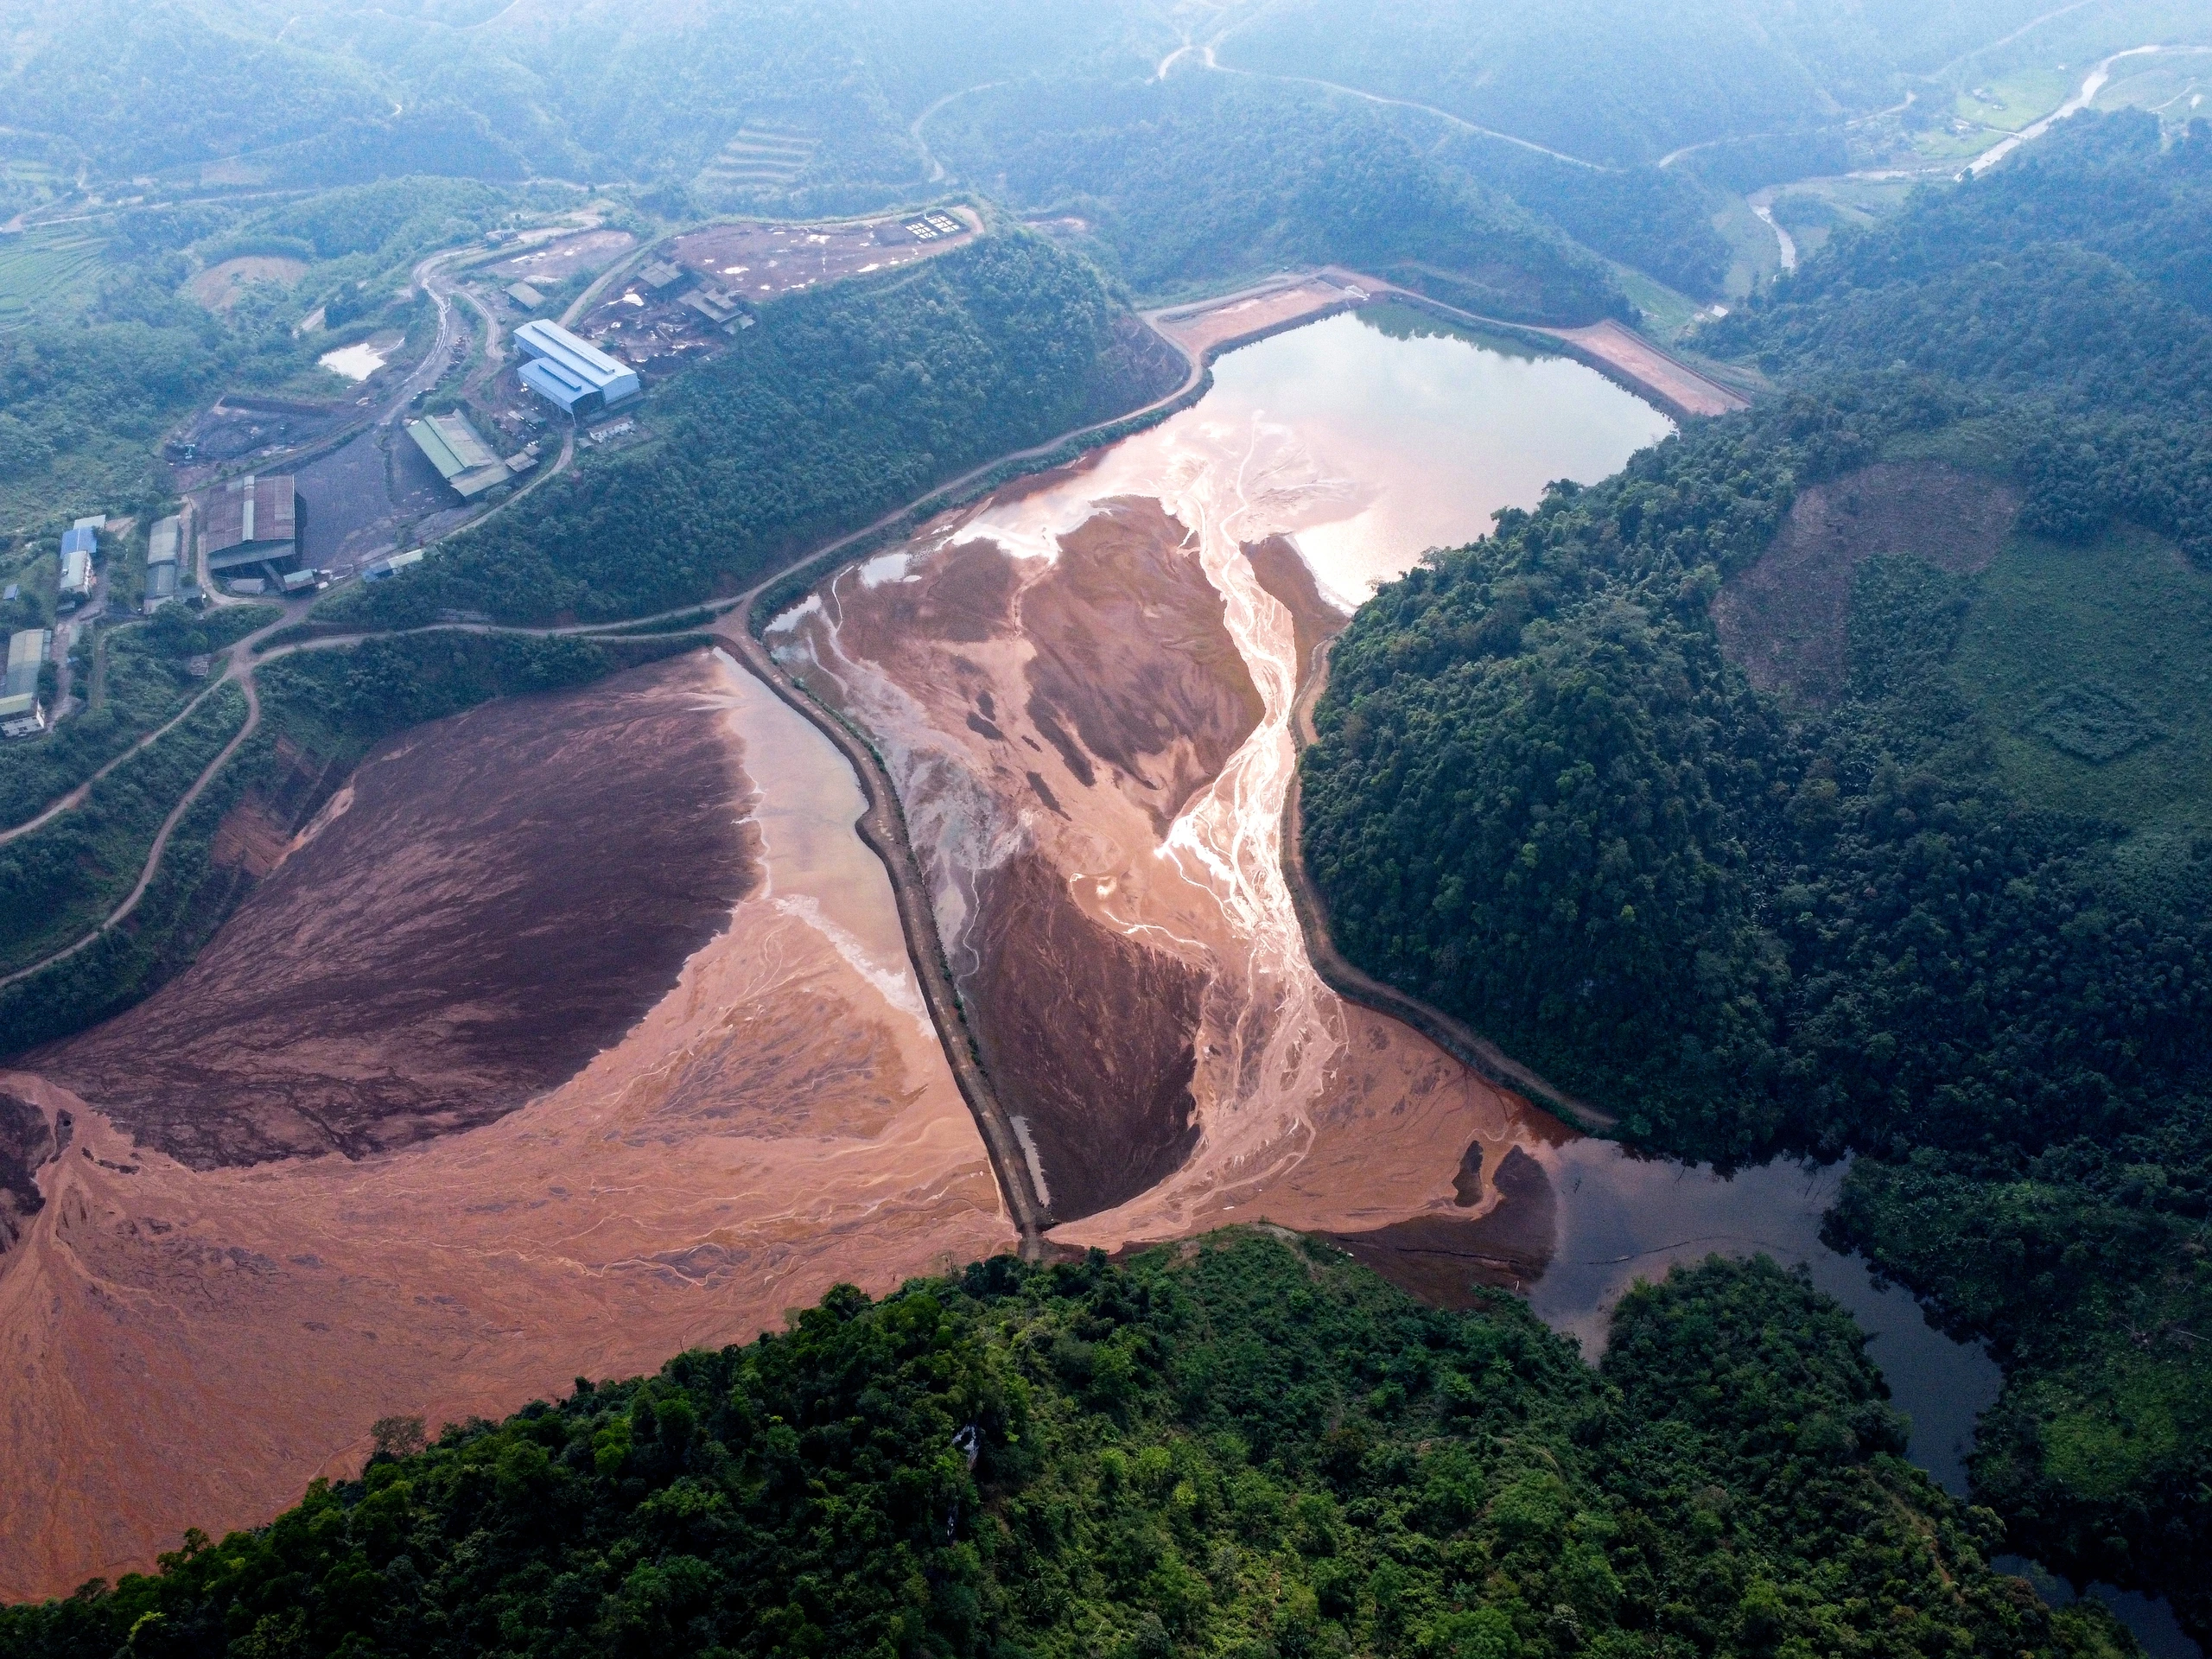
769 304 2101 1565
0 302 2113 1625
0 652 1009 1599
772 307 1674 1249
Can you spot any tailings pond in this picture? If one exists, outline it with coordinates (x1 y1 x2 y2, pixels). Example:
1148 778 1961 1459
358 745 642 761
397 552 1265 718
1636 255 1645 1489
775 302 2195 1653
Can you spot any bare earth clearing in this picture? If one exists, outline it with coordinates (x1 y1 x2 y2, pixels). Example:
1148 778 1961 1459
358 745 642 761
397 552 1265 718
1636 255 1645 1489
669 208 979 304
187 257 309 312
1713 460 2021 702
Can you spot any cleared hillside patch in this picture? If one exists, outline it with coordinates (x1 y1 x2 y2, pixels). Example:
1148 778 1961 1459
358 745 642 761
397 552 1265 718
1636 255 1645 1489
695 122 818 196
1713 459 2020 705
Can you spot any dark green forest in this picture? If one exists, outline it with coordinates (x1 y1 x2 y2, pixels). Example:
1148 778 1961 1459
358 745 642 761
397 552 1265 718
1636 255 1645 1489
928 79 1627 317
1300 114 2212 1637
0 1235 2134 1659
327 231 1180 629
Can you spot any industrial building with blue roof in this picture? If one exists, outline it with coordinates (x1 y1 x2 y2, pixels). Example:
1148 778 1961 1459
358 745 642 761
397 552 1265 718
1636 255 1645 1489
513 320 641 417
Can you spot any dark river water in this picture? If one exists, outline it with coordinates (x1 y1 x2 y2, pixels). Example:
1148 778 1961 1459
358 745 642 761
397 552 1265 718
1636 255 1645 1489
1524 1146 2201 1658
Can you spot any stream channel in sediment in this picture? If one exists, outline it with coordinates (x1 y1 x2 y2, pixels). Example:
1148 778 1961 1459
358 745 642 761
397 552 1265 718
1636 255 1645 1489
771 302 2197 1656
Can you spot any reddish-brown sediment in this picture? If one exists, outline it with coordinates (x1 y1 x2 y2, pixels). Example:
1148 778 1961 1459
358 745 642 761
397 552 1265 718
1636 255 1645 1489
32 658 756 1171
774 412 1575 1249
1019 505 1266 834
1328 1145 1562 1309
0 652 1011 1600
1153 276 1368 360
784 497 1265 1222
963 850 1205 1219
1244 533 1350 684
1713 460 2021 702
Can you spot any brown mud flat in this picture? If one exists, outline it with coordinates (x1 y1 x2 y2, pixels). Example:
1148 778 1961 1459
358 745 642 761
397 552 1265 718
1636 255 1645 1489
964 851 1205 1220
0 652 1011 1599
1541 319 1751 419
1152 275 1368 360
782 499 1265 1222
31 658 756 1171
776 449 1580 1253
1713 460 2020 702
1327 1144 1560 1308
1244 533 1348 686
669 208 978 304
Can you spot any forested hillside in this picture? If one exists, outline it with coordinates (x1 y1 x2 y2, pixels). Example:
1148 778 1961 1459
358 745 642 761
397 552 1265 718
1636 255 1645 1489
930 78 1626 316
1707 114 2212 559
0 1234 2131 1659
331 230 1182 627
1300 113 2212 1639
1213 0 2064 166
0 0 2115 202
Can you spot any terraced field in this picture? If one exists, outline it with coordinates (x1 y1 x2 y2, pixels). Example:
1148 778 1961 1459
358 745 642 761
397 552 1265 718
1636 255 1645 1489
695 122 818 195
0 229 105 328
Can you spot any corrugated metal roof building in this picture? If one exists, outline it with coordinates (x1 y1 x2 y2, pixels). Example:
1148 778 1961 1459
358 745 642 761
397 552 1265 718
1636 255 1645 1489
1 627 51 722
199 474 298 573
144 515 183 610
58 547 92 601
514 319 641 416
404 412 531 501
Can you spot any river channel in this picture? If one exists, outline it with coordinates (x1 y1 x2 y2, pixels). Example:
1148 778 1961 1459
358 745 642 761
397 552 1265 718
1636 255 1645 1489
774 303 2196 1656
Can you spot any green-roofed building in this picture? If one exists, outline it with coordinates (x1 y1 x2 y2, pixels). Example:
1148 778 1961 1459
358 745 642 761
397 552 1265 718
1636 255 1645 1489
405 412 537 501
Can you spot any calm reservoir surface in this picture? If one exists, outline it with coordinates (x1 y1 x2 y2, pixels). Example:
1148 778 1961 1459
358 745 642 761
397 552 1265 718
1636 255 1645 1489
1201 306 1675 606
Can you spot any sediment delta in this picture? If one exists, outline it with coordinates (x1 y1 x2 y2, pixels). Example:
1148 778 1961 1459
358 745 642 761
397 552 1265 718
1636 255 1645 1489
772 315 1671 1253
0 653 1011 1599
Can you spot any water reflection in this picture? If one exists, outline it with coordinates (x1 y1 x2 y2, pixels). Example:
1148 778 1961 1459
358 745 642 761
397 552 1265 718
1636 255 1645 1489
1994 1559 2203 1659
1205 306 1675 606
1522 1144 2201 1658
1523 1144 1999 1495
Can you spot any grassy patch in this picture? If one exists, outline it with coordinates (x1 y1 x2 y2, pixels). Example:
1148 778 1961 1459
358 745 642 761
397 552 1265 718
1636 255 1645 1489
2038 1367 2194 1502
1950 524 2212 832
1955 65 2076 134
1709 193 1780 301
1609 262 1705 340
0 229 108 328
1877 415 2021 475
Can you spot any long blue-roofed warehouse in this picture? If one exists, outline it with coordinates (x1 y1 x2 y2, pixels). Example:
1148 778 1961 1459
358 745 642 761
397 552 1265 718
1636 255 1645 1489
513 320 641 417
